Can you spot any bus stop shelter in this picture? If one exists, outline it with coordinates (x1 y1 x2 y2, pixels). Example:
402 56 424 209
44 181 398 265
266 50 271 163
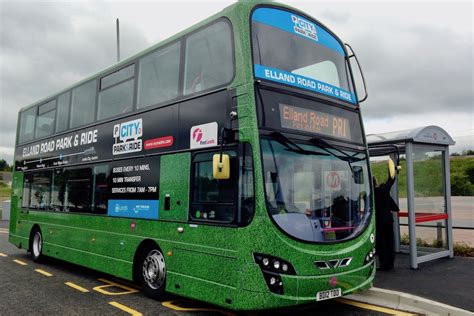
367 126 455 269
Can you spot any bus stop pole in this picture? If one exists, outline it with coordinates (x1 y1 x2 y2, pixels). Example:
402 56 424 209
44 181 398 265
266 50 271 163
444 146 454 258
405 142 418 269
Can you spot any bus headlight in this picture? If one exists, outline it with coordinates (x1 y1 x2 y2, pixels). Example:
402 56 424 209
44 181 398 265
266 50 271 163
253 253 296 275
254 253 295 295
262 271 284 294
273 260 280 270
364 248 376 265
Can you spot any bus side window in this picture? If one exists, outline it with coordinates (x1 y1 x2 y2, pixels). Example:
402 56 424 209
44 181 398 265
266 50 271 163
51 169 65 211
35 99 56 139
22 173 32 208
64 167 93 213
18 107 36 144
190 151 237 223
93 165 109 214
56 92 71 133
70 80 97 129
29 171 52 210
184 20 234 95
98 64 135 120
137 42 181 109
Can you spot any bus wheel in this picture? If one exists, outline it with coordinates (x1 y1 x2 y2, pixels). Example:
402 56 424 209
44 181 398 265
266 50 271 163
139 248 166 299
30 228 44 263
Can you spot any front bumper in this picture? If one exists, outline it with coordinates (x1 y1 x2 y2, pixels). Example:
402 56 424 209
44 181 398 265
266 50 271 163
234 261 375 310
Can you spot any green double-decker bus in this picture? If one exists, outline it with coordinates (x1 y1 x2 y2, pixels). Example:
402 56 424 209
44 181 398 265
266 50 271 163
10 1 374 310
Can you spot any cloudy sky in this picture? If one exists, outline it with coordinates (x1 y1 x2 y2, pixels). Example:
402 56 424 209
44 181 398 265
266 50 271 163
0 0 472 164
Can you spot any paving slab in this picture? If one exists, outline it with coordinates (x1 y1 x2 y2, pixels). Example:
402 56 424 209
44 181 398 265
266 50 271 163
372 253 474 312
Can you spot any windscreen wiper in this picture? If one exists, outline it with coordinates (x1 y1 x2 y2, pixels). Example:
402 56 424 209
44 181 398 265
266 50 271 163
309 137 363 162
309 137 365 180
270 132 327 156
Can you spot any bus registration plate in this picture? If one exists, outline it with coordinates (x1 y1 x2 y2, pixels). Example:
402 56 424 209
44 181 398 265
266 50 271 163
316 288 341 301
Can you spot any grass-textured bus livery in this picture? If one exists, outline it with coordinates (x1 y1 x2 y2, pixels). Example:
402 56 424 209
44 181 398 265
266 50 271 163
9 1 375 310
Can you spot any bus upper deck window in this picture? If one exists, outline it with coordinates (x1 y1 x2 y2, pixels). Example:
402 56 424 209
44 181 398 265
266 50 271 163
56 92 70 133
98 65 135 120
184 20 234 95
19 107 36 143
137 42 180 109
35 99 56 139
70 80 96 129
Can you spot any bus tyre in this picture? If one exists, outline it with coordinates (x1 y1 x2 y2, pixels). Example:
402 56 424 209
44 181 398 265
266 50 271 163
30 228 44 263
139 247 166 299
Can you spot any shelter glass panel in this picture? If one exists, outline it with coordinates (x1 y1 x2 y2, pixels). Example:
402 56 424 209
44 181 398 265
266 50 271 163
413 147 448 251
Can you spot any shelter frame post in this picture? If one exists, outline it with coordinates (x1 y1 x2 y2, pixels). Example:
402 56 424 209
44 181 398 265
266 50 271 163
444 145 454 258
405 142 418 269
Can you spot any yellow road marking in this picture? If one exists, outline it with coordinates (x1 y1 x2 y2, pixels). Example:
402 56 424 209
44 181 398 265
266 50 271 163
65 282 89 293
35 269 53 277
93 278 139 296
162 300 236 316
109 301 142 316
13 259 27 266
337 298 417 316
0 253 8 257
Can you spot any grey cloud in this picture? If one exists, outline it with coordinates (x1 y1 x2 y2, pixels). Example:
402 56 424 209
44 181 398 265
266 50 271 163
320 9 351 24
0 1 472 164
0 2 150 163
350 20 472 118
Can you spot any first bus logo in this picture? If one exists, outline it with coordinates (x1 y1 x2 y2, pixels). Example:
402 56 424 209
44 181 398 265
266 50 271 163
113 118 143 155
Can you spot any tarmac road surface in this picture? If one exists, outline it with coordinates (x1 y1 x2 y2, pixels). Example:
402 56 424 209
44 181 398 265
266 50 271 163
0 221 412 316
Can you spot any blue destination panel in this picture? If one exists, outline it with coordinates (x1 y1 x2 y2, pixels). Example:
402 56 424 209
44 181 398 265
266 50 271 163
255 64 355 104
108 199 159 220
252 7 345 56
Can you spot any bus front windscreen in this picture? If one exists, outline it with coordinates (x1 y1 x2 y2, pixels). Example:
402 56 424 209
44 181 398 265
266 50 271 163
261 138 372 243
252 7 355 104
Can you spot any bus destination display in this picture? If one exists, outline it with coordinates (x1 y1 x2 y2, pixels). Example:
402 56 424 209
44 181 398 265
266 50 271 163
279 103 351 140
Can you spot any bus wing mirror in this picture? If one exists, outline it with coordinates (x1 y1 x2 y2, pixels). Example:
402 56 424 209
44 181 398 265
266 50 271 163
388 158 396 180
213 154 230 180
345 43 368 103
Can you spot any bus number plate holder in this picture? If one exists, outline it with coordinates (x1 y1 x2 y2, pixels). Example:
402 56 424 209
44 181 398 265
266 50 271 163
316 288 341 301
